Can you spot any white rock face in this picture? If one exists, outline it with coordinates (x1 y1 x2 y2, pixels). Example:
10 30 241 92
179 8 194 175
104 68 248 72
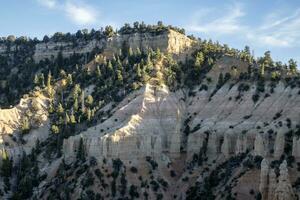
0 94 50 161
104 30 194 60
254 134 266 157
274 161 296 200
61 75 300 164
268 169 277 200
274 130 286 159
33 39 106 62
1 30 195 63
259 158 269 200
292 136 300 159
259 160 296 200
63 82 185 163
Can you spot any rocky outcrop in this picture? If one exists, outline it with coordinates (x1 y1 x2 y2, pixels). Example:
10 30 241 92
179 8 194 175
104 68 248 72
259 158 270 200
104 30 194 60
61 57 300 165
274 130 286 159
63 82 185 163
259 159 296 200
274 161 296 200
1 30 195 63
33 39 106 62
292 136 300 159
254 134 266 157
0 93 50 161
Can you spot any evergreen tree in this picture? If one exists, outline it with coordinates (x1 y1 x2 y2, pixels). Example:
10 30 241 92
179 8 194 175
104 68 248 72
51 125 60 134
65 113 70 125
33 74 39 86
70 114 76 124
72 84 81 100
1 149 12 177
107 61 114 77
194 51 204 72
288 59 297 74
57 103 64 114
73 98 79 111
47 71 52 88
116 70 123 85
77 137 85 161
260 63 265 77
21 116 30 134
86 108 92 121
67 74 73 85
81 91 85 113
96 65 102 78
86 95 94 107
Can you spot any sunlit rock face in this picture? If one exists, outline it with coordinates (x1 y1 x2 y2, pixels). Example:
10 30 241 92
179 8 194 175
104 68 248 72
0 29 194 63
62 74 300 164
63 82 184 163
0 94 50 161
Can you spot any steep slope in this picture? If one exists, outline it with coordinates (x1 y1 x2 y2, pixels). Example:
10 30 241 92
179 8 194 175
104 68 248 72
0 25 300 200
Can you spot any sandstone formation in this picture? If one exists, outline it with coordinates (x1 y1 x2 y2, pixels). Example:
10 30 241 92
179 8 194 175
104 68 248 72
0 29 195 63
0 93 50 160
274 161 296 200
259 159 296 200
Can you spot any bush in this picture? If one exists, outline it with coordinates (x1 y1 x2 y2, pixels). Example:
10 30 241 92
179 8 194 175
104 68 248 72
130 166 138 173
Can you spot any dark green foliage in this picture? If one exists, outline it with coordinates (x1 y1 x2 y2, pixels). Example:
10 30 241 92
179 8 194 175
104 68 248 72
77 137 85 162
129 185 139 199
146 156 158 170
130 166 138 173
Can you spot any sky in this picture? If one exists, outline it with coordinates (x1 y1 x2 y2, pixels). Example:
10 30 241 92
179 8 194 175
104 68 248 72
0 0 300 65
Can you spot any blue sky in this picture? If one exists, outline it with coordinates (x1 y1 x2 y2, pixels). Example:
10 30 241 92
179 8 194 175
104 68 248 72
0 0 300 64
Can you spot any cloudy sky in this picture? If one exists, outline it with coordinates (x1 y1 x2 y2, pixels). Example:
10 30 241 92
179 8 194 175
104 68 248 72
0 0 299 64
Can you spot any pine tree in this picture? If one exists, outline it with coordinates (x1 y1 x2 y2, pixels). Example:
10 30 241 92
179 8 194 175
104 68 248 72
70 114 76 124
51 125 60 134
116 70 123 85
47 71 52 88
72 84 81 100
40 74 45 88
96 65 102 78
34 74 39 86
288 59 297 74
77 137 85 161
128 47 133 57
21 116 30 134
1 149 12 177
73 98 78 111
86 108 92 121
86 95 94 107
81 91 85 113
57 103 64 114
260 63 265 77
107 61 114 77
67 74 73 85
194 52 204 72
65 113 70 125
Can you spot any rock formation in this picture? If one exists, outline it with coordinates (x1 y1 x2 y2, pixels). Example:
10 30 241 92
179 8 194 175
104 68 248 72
292 136 300 159
254 134 266 157
274 130 285 159
274 161 296 200
259 159 296 200
259 158 270 200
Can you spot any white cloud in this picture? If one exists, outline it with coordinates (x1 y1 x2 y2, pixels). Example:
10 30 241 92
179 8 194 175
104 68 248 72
186 3 300 48
65 2 97 25
37 0 98 25
187 3 246 35
37 0 57 9
249 8 300 47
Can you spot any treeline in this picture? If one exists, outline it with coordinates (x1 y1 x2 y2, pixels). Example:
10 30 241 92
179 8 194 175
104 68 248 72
0 21 185 45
